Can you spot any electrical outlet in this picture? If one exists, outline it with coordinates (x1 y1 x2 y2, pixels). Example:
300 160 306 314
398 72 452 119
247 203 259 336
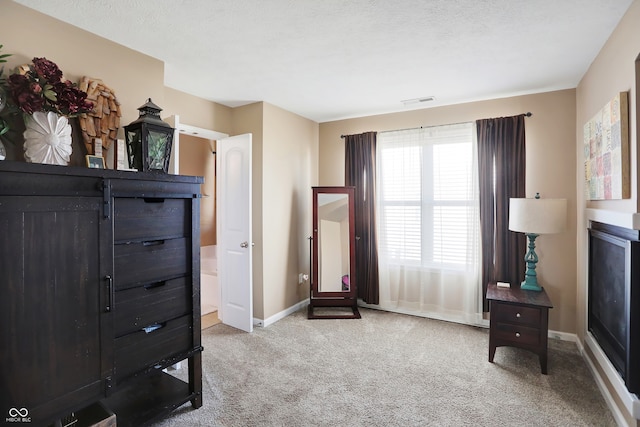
298 273 304 284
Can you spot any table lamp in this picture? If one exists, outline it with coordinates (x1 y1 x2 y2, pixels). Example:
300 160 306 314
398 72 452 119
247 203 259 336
509 193 567 291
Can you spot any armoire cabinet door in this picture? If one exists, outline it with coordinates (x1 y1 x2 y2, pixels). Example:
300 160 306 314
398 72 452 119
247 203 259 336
0 196 112 426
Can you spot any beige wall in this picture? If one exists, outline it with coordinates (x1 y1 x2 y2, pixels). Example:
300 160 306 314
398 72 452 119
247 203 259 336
319 90 578 333
230 102 318 320
576 1 640 426
164 87 233 135
261 102 318 319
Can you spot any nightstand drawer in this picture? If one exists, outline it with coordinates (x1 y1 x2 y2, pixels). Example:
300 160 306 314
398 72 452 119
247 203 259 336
114 237 189 289
494 303 541 327
114 197 189 242
114 315 193 382
494 323 540 347
114 276 191 337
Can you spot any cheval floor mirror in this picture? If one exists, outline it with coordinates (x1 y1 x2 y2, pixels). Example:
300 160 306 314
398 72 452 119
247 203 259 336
308 186 361 319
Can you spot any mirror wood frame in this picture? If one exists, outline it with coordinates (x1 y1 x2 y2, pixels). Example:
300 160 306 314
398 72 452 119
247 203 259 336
308 186 361 319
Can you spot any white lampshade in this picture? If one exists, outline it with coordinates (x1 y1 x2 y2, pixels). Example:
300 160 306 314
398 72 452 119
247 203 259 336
509 196 567 234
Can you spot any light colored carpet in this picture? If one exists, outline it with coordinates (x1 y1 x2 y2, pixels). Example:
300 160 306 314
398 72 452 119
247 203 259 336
152 307 615 427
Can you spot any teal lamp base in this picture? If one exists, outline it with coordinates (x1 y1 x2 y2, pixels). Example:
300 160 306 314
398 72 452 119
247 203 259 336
520 233 543 292
521 280 542 292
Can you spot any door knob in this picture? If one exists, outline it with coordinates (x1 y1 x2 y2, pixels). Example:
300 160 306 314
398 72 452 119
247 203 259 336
240 241 249 248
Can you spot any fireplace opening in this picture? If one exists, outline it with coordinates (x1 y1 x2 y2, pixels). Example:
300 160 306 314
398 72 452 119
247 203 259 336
588 221 640 393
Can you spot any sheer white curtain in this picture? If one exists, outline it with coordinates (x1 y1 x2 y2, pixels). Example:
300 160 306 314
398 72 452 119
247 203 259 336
374 123 482 325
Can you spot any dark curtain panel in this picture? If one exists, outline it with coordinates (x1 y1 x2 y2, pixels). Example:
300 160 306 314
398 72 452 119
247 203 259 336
345 131 379 304
477 115 527 311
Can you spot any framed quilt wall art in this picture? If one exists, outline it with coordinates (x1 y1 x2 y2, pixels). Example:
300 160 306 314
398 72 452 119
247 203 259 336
584 91 630 200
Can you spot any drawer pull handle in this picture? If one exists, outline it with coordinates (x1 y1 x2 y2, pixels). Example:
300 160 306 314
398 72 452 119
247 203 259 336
143 198 165 203
515 332 521 338
105 275 113 312
142 323 165 334
143 239 165 246
144 281 167 290
516 313 521 318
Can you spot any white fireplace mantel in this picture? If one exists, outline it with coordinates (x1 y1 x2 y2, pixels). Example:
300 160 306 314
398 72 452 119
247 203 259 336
585 209 640 230
584 208 640 423
585 333 640 421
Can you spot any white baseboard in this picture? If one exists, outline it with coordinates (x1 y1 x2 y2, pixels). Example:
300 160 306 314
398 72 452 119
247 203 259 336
548 329 576 342
358 302 577 344
253 299 309 328
580 333 640 426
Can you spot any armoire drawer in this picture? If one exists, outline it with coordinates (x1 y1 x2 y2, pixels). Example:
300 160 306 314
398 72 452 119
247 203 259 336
114 197 189 242
114 315 193 382
114 276 191 337
114 237 189 289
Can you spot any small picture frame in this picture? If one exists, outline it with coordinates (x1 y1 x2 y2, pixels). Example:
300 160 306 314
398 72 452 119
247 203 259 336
86 155 105 169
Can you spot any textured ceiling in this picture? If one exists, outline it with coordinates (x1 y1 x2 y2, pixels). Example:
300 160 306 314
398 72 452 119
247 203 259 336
12 0 634 123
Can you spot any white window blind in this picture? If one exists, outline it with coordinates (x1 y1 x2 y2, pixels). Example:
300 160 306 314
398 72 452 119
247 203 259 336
377 122 477 270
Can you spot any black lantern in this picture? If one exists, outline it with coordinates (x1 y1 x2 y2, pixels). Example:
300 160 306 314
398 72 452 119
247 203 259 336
124 98 174 173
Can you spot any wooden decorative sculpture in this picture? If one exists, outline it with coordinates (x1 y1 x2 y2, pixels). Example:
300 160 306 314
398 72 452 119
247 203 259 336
78 76 121 164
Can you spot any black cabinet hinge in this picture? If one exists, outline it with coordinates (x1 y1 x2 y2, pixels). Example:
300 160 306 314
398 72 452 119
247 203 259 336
105 376 113 395
101 179 111 219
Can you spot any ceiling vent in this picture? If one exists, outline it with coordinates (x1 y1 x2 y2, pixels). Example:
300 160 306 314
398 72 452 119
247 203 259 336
400 96 436 105
401 96 436 106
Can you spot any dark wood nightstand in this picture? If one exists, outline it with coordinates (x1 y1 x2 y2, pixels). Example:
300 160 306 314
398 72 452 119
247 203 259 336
487 282 553 374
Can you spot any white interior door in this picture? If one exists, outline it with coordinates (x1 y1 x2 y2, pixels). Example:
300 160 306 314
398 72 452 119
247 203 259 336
217 133 253 332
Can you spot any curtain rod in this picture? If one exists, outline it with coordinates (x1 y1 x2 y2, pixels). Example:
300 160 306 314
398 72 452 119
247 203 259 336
339 112 532 139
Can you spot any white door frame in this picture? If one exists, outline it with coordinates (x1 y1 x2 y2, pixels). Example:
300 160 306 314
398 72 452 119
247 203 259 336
164 115 229 175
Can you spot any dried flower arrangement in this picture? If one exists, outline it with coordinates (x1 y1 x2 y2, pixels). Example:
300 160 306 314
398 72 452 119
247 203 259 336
6 57 93 117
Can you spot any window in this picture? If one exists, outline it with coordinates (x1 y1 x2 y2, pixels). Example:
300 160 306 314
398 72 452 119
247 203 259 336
376 122 477 270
